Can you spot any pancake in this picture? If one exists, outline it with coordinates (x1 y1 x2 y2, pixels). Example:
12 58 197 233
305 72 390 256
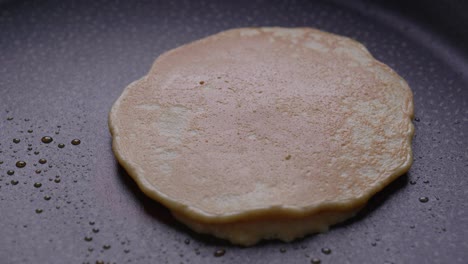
109 27 414 245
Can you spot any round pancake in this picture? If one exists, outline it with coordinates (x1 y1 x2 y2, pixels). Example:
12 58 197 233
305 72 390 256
109 27 414 245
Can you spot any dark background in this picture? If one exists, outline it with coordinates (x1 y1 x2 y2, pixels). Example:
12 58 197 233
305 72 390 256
1 0 467 263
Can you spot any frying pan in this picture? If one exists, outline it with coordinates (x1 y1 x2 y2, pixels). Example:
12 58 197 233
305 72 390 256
1 0 467 263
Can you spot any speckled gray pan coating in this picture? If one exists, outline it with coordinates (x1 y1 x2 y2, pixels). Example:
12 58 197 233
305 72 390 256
0 0 467 263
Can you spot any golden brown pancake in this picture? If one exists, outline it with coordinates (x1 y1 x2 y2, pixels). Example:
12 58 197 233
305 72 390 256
109 27 414 245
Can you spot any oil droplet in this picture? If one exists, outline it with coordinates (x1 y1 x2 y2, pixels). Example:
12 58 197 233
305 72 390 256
44 195 51 201
38 158 47 164
285 154 292 160
89 221 95 225
11 180 19 185
184 239 190 245
27 147 33 151
16 161 26 168
103 244 111 250
84 236 93 242
35 169 42 174
54 178 61 183
124 249 130 254
58 143 65 148
409 180 416 185
7 170 14 175
13 138 21 144
7 117 13 121
371 242 377 246
419 197 429 203
71 139 81 145
34 151 39 155
27 129 33 133
92 228 99 233
34 182 42 188
41 136 53 144
199 81 205 85
88 247 94 252
414 117 420 122
311 258 321 264
214 249 226 257
280 248 287 253
321 248 331 255
35 209 43 214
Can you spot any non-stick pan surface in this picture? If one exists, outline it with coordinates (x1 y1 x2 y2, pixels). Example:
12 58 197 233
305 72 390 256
1 0 467 263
